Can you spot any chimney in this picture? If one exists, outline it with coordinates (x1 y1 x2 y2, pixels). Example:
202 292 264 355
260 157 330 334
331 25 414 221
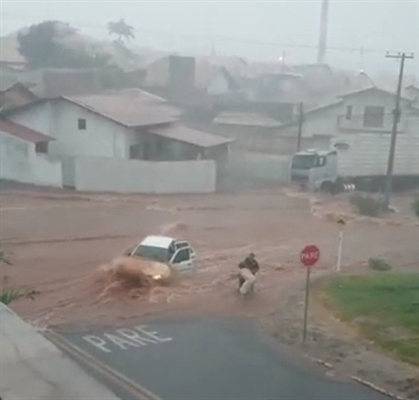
317 0 329 64
168 55 196 100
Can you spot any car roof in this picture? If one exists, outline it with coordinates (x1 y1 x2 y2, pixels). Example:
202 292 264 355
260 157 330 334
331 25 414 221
140 235 175 249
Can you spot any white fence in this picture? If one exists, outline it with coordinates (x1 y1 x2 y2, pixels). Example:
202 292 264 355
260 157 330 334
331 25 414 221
68 156 216 194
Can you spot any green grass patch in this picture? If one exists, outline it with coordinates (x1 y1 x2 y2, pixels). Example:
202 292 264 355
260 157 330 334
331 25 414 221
323 273 419 366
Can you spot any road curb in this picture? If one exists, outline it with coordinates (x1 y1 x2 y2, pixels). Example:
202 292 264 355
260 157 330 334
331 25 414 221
351 376 407 400
311 357 406 400
45 329 163 400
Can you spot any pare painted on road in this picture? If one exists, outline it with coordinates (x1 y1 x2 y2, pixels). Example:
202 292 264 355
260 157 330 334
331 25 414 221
82 325 173 353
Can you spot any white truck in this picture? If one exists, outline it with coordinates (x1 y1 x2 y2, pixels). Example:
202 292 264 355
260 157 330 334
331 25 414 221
290 135 419 193
129 235 196 272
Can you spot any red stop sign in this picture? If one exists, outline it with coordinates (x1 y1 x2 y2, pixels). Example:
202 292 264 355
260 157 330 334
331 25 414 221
300 245 320 267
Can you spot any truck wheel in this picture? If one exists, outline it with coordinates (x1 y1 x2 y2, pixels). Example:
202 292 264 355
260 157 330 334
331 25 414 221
331 179 345 194
320 181 334 194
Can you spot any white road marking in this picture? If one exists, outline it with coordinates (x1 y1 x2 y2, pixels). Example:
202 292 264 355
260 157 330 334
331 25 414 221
83 335 112 353
135 325 173 343
117 328 157 345
104 333 141 350
82 325 173 353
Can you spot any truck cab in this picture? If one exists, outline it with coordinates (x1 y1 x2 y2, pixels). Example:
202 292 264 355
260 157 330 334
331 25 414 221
290 149 338 191
130 235 196 271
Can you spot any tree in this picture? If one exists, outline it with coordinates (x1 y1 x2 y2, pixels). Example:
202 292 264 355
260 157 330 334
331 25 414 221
17 20 138 89
107 19 135 44
18 20 109 69
18 21 61 68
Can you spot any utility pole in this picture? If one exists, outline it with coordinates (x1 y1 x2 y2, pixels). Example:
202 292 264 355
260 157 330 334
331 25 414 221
297 102 304 152
383 52 414 210
317 0 329 64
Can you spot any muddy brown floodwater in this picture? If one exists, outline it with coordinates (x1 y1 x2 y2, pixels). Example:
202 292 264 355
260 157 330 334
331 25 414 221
1 187 418 399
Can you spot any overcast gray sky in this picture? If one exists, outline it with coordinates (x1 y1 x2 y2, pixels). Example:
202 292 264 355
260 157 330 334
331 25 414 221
1 0 418 76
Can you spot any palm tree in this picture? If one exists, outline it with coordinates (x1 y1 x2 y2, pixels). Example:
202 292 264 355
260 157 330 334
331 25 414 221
107 19 135 44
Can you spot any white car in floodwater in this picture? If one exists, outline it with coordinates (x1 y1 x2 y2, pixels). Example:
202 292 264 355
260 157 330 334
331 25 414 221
129 235 196 272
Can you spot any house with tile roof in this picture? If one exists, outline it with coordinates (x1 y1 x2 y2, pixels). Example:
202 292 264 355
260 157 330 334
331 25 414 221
209 85 419 161
271 86 419 173
1 88 233 192
2 88 232 160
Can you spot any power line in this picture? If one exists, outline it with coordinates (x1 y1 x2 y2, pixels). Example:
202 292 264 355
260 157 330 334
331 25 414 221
0 11 390 55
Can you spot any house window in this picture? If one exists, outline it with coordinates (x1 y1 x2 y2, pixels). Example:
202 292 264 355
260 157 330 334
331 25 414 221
333 142 350 151
346 105 353 120
363 106 385 128
35 142 48 154
78 118 87 130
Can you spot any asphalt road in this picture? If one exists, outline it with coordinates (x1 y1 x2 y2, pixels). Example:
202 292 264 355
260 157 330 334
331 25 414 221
61 317 389 400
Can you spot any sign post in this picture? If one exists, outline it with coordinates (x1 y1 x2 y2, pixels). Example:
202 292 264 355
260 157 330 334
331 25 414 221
300 244 320 344
336 217 346 272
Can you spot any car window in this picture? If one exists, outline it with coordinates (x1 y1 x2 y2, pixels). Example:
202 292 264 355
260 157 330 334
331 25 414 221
175 241 189 250
133 245 169 262
172 248 190 264
291 155 317 169
317 156 326 167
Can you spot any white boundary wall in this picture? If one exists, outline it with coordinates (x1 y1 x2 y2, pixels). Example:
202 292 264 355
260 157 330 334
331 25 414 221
72 156 216 193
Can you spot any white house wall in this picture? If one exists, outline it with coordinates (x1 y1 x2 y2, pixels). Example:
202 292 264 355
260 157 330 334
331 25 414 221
333 93 419 176
299 106 344 138
0 132 62 187
207 74 230 95
51 100 128 158
340 90 409 125
332 132 418 177
9 100 132 159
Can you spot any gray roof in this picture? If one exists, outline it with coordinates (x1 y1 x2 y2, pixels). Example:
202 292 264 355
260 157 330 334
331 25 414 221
149 124 234 148
337 85 411 101
213 112 283 128
64 89 181 127
0 118 54 143
0 78 19 92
